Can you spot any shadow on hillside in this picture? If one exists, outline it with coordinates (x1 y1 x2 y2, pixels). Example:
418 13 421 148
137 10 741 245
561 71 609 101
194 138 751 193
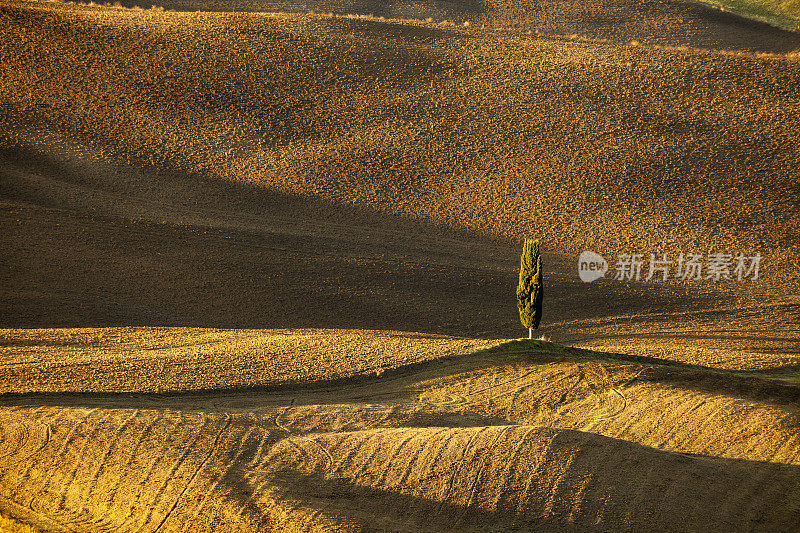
0 341 523 407
568 332 800 344
224 427 800 532
632 362 800 406
551 344 800 406
559 331 800 354
0 140 702 338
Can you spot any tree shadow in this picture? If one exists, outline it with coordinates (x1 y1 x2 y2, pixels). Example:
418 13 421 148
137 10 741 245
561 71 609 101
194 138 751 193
554 344 800 407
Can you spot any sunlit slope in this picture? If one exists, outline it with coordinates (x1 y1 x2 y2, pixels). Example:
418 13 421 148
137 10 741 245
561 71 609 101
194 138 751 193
1 4 799 531
1 1 799 294
2 340 799 532
413 343 800 465
0 328 497 393
3 337 798 466
111 0 800 52
698 0 800 33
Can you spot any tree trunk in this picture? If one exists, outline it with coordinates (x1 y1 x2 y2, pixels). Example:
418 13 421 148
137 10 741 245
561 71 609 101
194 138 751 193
529 292 533 340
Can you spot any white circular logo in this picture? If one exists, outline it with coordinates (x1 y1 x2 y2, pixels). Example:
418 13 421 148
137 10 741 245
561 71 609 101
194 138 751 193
578 251 608 282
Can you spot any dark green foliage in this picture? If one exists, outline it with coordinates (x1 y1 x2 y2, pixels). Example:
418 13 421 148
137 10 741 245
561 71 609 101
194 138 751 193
517 239 543 332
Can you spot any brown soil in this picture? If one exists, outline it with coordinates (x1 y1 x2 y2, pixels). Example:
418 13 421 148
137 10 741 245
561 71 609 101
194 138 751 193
1 2 799 531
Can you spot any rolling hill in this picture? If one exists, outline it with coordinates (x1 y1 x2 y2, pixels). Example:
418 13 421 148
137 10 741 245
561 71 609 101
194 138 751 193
0 0 799 530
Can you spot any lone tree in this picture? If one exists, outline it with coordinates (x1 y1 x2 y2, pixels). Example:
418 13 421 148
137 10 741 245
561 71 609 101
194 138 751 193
517 238 543 339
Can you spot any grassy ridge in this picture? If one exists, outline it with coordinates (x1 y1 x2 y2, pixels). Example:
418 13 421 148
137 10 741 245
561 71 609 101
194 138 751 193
697 0 800 31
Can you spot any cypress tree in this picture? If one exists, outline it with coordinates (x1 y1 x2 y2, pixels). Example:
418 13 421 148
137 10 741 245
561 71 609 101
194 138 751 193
517 238 543 339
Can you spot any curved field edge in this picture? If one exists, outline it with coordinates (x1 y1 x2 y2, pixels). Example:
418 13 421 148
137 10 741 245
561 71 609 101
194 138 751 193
0 407 798 532
0 338 798 531
0 328 501 393
2 336 798 466
2 328 797 394
416 341 800 465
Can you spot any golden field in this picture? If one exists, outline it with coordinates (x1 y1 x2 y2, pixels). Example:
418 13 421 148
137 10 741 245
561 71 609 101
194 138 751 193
0 0 799 530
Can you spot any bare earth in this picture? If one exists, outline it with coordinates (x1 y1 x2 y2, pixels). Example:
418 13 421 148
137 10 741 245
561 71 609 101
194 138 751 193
0 0 799 531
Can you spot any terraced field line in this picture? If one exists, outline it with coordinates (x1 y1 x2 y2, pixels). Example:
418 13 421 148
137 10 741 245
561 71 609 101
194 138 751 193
448 426 511 515
182 423 258 532
50 410 116 513
374 431 420 487
83 409 141 503
102 412 160 529
540 435 579 516
153 414 232 533
0 493 73 533
438 425 492 510
424 428 465 503
137 414 214 532
328 430 374 476
45 408 100 474
351 433 387 483
489 426 541 510
395 428 452 488
117 412 174 531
